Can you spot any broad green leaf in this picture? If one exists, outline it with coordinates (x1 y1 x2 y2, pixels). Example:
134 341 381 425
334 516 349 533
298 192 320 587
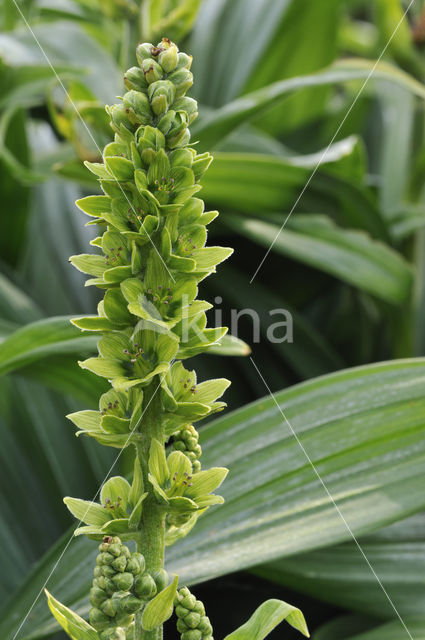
193 59 425 149
5 360 425 639
201 152 386 239
0 22 121 103
345 618 425 640
45 590 98 640
227 215 412 304
0 316 97 376
224 599 309 640
254 513 425 620
141 575 179 631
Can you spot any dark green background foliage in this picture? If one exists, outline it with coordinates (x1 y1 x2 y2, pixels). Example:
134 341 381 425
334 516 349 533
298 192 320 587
1 0 425 638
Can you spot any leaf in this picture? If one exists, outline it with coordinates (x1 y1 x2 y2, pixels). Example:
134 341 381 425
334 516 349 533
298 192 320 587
227 214 412 304
0 316 98 376
193 59 425 149
201 152 386 239
45 590 99 640
344 618 425 640
141 575 179 631
254 513 425 620
5 360 425 639
223 599 309 640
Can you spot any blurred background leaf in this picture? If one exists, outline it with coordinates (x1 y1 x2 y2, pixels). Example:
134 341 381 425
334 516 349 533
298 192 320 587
2 0 425 638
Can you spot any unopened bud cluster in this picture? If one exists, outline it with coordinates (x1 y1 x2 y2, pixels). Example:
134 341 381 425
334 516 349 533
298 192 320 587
109 37 197 149
174 587 213 640
90 536 161 639
172 425 202 472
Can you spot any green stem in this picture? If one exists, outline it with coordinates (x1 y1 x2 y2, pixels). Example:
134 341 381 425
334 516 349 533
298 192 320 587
135 379 166 640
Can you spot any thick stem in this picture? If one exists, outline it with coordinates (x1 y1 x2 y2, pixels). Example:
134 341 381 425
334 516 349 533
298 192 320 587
135 379 166 640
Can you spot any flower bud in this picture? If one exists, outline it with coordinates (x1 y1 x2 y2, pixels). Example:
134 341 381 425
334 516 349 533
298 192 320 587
168 69 193 98
133 573 157 599
101 597 119 617
108 543 123 557
198 617 212 634
98 552 114 566
115 612 133 627
185 612 201 629
107 104 133 133
136 43 155 65
123 91 152 126
90 607 111 631
148 80 176 116
182 631 202 640
177 618 189 633
124 66 148 92
193 601 205 616
97 576 115 594
111 555 127 573
126 552 146 575
173 97 198 125
177 52 193 70
166 114 190 149
157 110 175 135
121 594 143 613
112 571 134 591
152 568 169 591
181 594 197 610
100 565 116 578
90 586 108 607
141 59 163 84
158 44 179 73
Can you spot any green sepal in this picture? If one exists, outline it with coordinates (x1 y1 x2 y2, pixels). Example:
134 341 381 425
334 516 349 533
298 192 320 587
100 476 131 513
101 415 130 434
104 289 134 326
167 496 198 514
105 156 134 181
141 575 179 631
76 195 111 217
71 316 116 331
129 458 144 506
84 161 110 179
192 246 234 273
128 492 148 528
45 590 99 640
149 438 169 486
184 467 228 500
63 497 112 527
100 519 131 535
70 254 106 277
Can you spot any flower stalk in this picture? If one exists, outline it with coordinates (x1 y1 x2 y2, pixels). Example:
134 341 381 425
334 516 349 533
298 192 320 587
46 37 309 640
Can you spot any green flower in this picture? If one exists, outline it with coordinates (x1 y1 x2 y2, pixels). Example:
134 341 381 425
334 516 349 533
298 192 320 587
148 442 228 528
160 361 230 434
79 328 179 391
64 473 147 539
